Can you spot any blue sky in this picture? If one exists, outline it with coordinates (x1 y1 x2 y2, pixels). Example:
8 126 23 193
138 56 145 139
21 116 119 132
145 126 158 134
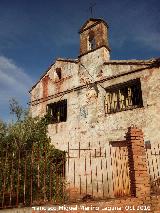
0 0 160 121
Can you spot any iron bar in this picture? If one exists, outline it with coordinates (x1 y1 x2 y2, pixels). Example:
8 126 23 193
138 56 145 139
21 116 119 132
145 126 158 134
37 147 40 189
49 164 53 201
74 160 75 187
9 153 14 206
86 176 87 194
80 176 81 195
16 150 20 207
102 173 103 184
57 163 59 203
23 151 27 205
62 156 65 204
68 142 69 172
91 170 92 184
79 142 80 158
2 151 8 208
55 164 58 203
70 148 91 151
43 146 46 202
30 147 33 206
103 184 104 198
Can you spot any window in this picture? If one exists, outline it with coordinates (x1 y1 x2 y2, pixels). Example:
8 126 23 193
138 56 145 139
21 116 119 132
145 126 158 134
145 141 151 149
56 68 62 80
47 99 67 123
105 79 143 114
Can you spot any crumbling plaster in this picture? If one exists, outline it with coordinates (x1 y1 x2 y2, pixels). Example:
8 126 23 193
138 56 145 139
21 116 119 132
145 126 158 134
29 18 160 197
30 51 160 149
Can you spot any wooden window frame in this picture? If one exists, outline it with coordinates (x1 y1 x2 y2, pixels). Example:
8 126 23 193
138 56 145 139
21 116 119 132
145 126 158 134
105 78 143 114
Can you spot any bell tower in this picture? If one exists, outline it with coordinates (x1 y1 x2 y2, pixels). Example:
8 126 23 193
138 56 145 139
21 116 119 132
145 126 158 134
79 18 110 57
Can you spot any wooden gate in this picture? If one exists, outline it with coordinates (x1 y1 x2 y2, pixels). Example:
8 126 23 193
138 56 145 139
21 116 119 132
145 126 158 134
110 141 130 197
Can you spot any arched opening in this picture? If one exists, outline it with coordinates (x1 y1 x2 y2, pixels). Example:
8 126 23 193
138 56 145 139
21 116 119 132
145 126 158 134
88 31 96 50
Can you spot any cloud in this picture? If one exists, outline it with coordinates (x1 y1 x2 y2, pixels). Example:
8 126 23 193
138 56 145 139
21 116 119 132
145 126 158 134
0 56 33 120
133 32 160 51
104 0 160 51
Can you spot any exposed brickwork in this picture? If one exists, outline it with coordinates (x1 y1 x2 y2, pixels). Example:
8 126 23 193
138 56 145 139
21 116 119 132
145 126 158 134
151 195 160 212
126 127 150 198
42 75 49 99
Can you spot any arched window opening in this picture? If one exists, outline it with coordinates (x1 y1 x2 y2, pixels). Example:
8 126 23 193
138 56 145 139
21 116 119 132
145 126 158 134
88 31 96 50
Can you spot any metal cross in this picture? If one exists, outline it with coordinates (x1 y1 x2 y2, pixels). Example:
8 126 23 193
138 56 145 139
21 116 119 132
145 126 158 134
89 3 96 17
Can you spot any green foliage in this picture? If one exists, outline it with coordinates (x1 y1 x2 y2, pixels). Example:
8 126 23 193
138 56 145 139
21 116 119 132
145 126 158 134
0 120 6 142
9 98 24 121
0 99 66 206
1 99 52 152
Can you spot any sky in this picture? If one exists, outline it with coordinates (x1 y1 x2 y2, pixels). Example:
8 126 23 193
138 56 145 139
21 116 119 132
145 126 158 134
0 0 160 121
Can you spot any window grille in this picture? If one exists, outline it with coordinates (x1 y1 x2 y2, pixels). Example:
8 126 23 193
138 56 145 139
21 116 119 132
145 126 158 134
105 79 143 114
47 99 67 123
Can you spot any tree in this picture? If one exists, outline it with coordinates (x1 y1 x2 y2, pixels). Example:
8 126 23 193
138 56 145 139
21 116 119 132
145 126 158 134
0 99 66 207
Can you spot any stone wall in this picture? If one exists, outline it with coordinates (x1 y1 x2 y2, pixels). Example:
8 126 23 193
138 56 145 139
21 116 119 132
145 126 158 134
30 49 160 199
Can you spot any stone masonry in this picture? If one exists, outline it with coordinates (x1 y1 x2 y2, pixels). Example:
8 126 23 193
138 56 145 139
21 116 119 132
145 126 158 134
29 18 160 199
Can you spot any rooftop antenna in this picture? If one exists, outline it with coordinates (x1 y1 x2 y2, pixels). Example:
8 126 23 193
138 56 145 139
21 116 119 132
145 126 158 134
88 3 96 18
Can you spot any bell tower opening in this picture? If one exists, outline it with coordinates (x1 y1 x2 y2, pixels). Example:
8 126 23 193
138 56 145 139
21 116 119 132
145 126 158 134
88 31 96 50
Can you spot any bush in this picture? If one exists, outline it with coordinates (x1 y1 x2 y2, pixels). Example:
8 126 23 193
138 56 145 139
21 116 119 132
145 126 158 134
0 99 66 207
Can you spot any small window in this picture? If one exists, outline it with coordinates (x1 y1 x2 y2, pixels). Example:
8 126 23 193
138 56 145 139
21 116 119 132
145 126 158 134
47 99 67 123
56 68 62 80
105 79 143 114
145 141 151 149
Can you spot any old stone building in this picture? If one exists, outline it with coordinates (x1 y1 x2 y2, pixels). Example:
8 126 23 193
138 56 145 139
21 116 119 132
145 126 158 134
30 18 160 199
